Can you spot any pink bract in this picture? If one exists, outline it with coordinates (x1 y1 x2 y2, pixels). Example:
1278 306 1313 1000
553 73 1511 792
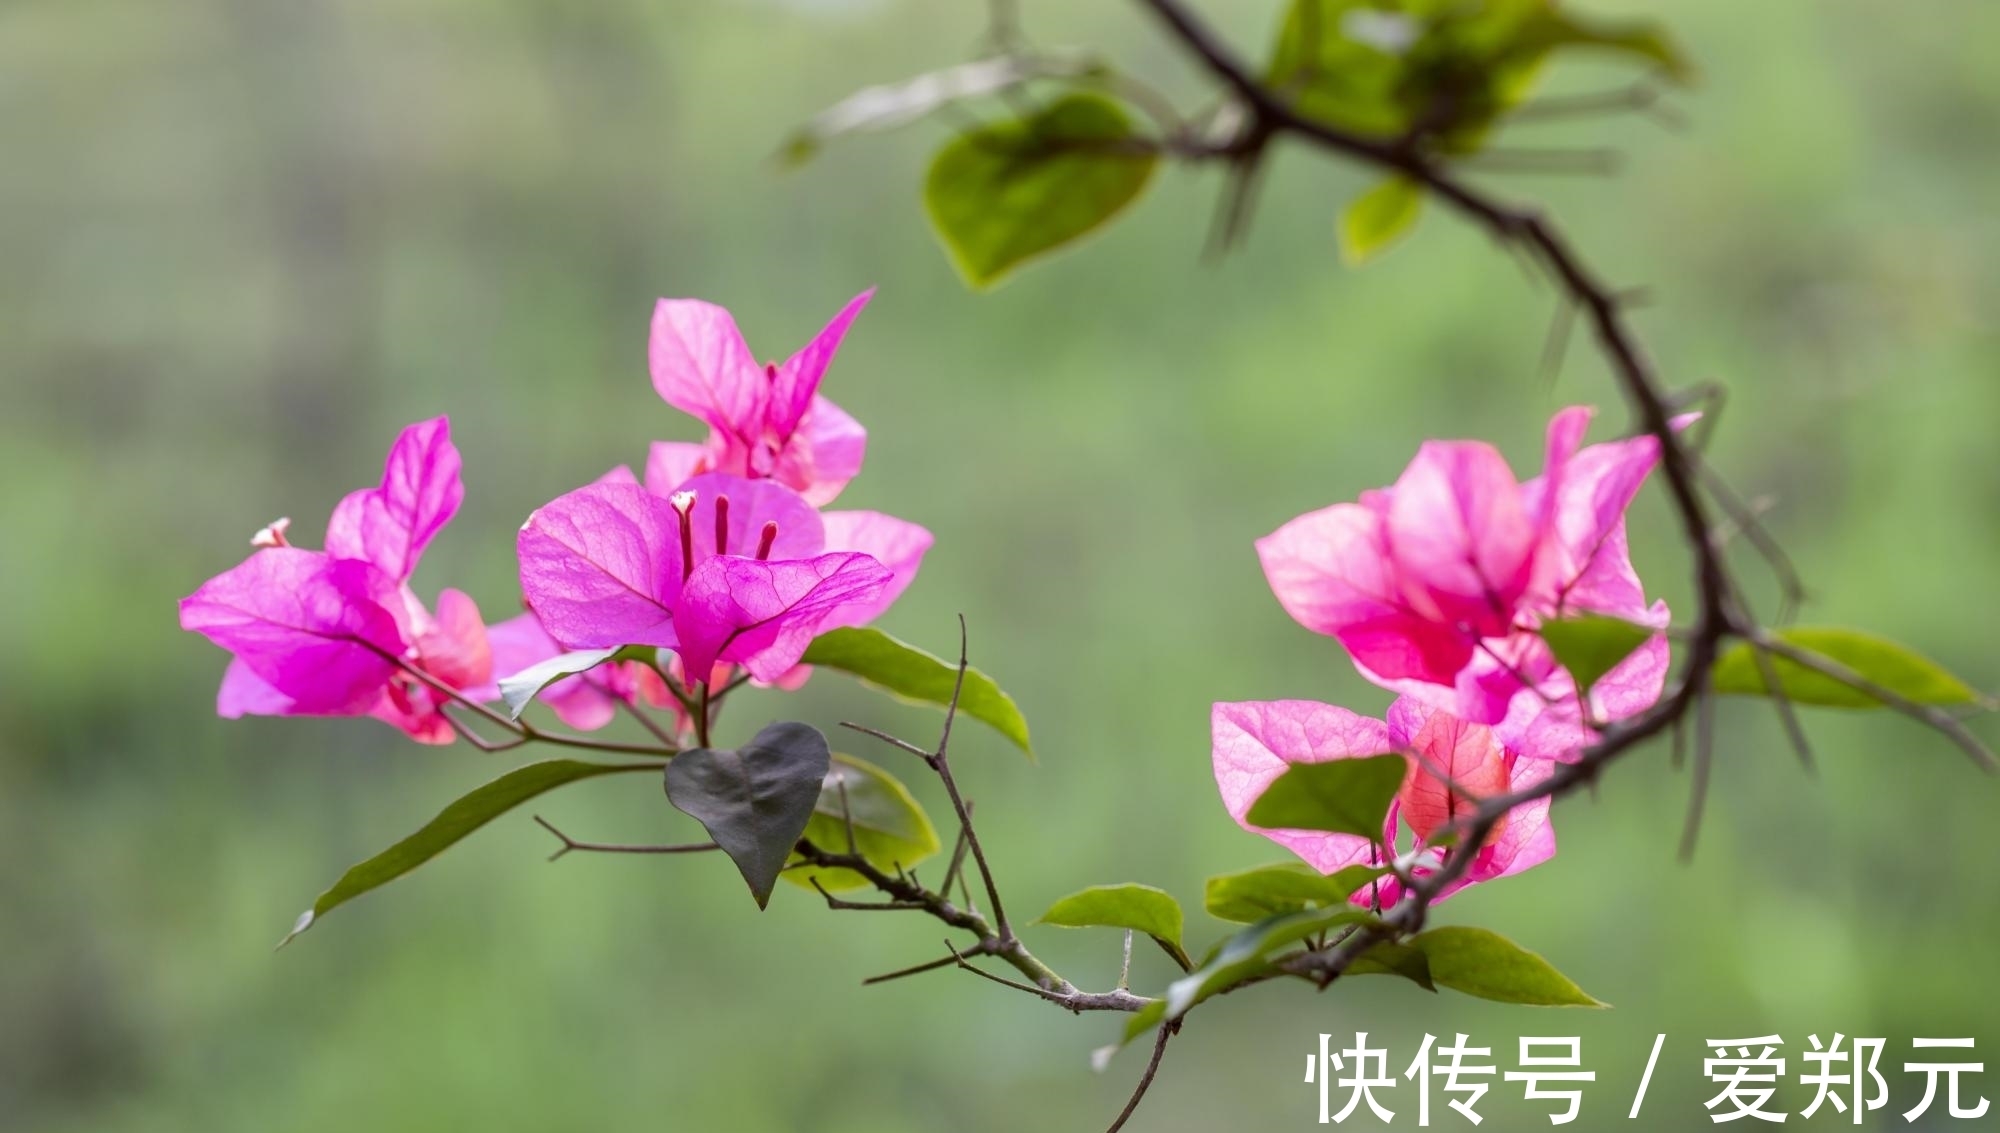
516 473 892 684
1257 406 1672 732
647 290 874 506
1211 695 1557 906
180 418 495 744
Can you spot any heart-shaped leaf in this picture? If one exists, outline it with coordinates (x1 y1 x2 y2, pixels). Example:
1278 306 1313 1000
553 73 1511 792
924 92 1157 288
665 721 831 908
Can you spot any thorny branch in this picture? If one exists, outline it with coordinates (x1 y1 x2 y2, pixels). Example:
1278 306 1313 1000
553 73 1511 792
1127 0 1995 993
758 3 2000 1125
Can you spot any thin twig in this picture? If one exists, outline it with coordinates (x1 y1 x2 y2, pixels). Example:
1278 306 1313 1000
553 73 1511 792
839 721 934 760
532 816 719 862
811 878 927 911
863 954 963 986
1105 1021 1177 1133
930 615 1013 939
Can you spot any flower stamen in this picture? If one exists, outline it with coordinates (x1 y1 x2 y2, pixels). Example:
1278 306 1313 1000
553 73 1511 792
669 490 697 582
755 522 779 561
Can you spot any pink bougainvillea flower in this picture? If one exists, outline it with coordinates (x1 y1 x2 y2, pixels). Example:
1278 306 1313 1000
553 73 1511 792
181 418 494 744
1212 695 1555 906
647 289 874 506
517 473 891 683
1258 406 1675 726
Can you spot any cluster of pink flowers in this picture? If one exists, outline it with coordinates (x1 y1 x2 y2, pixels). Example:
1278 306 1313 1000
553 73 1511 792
180 290 929 741
1214 407 1673 901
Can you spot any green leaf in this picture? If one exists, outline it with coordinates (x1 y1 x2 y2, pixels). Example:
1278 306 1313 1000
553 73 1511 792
665 722 832 909
923 92 1157 288
783 753 941 893
1244 754 1406 838
1164 905 1379 1020
279 759 660 946
1346 940 1435 991
1203 862 1386 924
1407 926 1604 1006
1712 627 1982 709
1538 613 1654 698
778 54 1109 167
496 646 645 720
801 627 1033 757
1340 177 1423 265
1525 10 1693 83
1037 884 1191 970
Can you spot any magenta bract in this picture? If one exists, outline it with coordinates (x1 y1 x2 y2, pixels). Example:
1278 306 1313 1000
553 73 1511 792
180 418 494 744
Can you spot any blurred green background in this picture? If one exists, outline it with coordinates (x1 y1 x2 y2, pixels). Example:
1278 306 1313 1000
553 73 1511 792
4 0 1997 1129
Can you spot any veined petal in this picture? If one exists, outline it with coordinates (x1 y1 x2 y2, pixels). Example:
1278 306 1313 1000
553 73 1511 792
1211 700 1396 875
649 298 764 438
1385 439 1535 637
1257 502 1474 684
769 288 873 437
1389 699 1509 843
672 552 892 684
180 547 407 714
818 509 932 628
1440 759 1556 898
324 416 464 582
517 483 685 650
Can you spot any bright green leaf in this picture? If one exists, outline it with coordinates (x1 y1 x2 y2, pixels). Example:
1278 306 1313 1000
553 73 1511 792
1712 627 1981 709
1244 754 1406 838
1165 905 1380 1020
1346 940 1435 990
280 759 661 947
1408 925 1604 1006
784 753 941 893
801 626 1033 757
1038 884 1191 970
1539 613 1654 698
1203 862 1387 924
665 722 831 909
924 92 1157 288
1341 177 1423 265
